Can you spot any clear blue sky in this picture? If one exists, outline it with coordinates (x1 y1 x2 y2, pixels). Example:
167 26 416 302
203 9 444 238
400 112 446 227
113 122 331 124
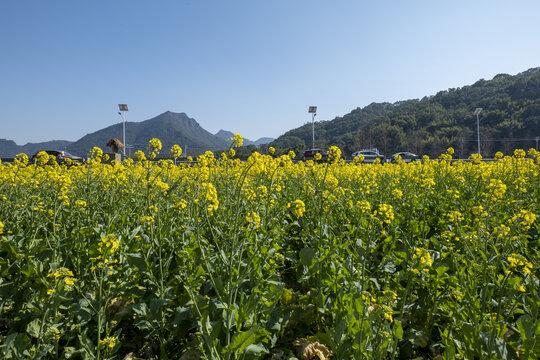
1 0 539 144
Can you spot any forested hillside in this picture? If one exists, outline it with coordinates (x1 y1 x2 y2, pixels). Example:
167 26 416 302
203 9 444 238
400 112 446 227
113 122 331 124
271 68 540 158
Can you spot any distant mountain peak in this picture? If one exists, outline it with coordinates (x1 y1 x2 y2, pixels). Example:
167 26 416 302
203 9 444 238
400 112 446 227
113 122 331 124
157 111 189 119
215 129 235 139
63 111 230 156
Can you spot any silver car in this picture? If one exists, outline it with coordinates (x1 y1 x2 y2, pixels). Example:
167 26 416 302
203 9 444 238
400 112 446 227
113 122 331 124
390 152 419 163
351 149 385 163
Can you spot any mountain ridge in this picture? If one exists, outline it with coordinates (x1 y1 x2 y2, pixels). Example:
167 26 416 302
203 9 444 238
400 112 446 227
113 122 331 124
0 111 275 158
214 129 275 146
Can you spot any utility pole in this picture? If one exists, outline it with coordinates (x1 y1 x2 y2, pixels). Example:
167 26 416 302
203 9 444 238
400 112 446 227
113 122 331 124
118 104 129 158
474 108 482 155
308 106 317 149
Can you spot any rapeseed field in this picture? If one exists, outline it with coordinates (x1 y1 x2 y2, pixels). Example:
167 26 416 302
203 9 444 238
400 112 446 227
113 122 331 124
0 138 538 359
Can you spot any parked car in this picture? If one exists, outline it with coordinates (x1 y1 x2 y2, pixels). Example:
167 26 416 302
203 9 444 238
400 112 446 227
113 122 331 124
31 150 84 164
301 149 328 162
390 152 420 163
351 149 385 163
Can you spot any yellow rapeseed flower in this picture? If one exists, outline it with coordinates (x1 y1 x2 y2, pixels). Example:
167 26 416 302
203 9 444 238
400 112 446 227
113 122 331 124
74 200 87 208
98 234 120 256
293 199 306 217
229 133 243 148
134 150 146 161
14 153 29 167
147 138 162 159
513 149 526 158
469 153 482 164
170 144 182 158
328 146 342 162
202 182 219 215
35 151 51 165
175 199 188 210
391 189 403 200
413 248 433 268
99 336 117 349
245 211 261 228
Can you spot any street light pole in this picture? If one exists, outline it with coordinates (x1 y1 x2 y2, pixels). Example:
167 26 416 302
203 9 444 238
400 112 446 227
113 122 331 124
118 104 128 158
308 106 317 149
474 108 482 155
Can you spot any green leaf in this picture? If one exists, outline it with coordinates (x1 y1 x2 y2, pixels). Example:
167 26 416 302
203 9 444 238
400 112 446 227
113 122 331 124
195 264 206 277
393 320 403 340
435 265 450 278
77 333 96 357
132 303 148 317
266 308 284 332
229 326 270 355
131 225 142 237
26 319 41 338
383 261 396 273
516 315 534 339
1 333 17 357
230 326 260 353
334 317 348 345
150 298 169 316
299 247 316 267
12 333 31 358
134 319 153 331
173 306 192 324
244 343 269 359
0 282 15 299
126 253 147 273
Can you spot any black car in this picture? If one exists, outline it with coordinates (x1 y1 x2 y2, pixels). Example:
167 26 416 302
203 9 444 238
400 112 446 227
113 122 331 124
390 152 419 163
31 150 84 164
